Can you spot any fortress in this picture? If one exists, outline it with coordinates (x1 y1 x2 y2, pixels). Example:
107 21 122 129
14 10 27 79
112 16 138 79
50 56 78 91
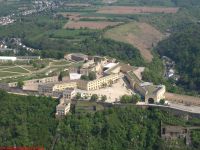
4 53 166 117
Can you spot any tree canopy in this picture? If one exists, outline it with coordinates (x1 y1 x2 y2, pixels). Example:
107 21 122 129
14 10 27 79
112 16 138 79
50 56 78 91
156 23 200 93
0 90 200 149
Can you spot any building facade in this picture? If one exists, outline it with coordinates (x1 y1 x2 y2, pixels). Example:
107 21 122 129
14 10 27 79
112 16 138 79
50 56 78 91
125 70 166 103
86 74 120 91
0 56 17 62
53 81 77 92
63 89 76 100
55 101 71 117
38 81 77 96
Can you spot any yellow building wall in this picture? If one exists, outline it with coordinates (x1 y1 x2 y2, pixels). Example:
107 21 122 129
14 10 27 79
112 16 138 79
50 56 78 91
87 74 119 91
53 82 77 91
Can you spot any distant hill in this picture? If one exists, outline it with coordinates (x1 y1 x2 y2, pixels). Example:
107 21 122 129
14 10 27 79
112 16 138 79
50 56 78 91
156 23 200 92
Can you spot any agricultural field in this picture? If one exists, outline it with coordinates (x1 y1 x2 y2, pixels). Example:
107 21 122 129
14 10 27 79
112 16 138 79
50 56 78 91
64 21 122 29
97 6 179 14
104 22 165 62
58 12 108 21
49 28 99 40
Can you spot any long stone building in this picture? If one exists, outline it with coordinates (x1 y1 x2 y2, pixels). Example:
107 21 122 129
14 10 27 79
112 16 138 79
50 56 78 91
8 76 59 91
125 70 166 103
38 73 120 97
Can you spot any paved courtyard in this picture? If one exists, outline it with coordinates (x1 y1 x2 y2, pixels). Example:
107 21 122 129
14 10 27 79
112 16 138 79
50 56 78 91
88 77 134 103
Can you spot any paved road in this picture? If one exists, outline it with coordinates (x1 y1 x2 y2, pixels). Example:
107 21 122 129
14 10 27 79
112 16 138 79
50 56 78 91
137 102 200 114
169 103 200 114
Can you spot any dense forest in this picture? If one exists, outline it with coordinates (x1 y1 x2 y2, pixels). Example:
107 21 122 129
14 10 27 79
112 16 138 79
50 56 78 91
30 36 144 66
156 23 200 93
0 90 58 148
0 90 200 149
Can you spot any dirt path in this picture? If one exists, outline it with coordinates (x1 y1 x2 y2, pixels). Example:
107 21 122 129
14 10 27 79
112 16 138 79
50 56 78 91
17 65 31 73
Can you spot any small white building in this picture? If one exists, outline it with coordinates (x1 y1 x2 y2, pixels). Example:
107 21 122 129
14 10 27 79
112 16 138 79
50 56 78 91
69 73 82 80
0 56 17 62
168 69 175 78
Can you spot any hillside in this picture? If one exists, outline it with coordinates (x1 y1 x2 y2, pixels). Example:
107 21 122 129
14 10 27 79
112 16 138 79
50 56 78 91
104 22 165 62
0 90 58 148
1 90 200 149
156 23 200 93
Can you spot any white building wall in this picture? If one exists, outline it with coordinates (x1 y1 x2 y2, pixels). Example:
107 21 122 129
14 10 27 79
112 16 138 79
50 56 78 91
0 56 17 62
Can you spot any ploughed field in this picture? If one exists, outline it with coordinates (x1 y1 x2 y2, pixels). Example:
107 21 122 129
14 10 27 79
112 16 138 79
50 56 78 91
97 6 179 14
104 22 165 62
64 21 122 29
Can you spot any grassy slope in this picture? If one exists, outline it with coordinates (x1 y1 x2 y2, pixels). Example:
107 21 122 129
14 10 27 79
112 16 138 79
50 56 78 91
104 22 164 62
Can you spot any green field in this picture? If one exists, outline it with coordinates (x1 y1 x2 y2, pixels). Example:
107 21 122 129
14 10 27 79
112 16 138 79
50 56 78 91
0 66 12 69
49 29 98 40
21 66 38 71
0 66 30 78
0 71 20 78
0 66 30 73
51 60 70 66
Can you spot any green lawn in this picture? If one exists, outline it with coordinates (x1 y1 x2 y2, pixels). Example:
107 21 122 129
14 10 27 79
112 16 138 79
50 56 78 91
51 60 70 66
0 66 14 69
1 66 29 73
0 71 20 78
50 29 98 40
21 66 38 71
